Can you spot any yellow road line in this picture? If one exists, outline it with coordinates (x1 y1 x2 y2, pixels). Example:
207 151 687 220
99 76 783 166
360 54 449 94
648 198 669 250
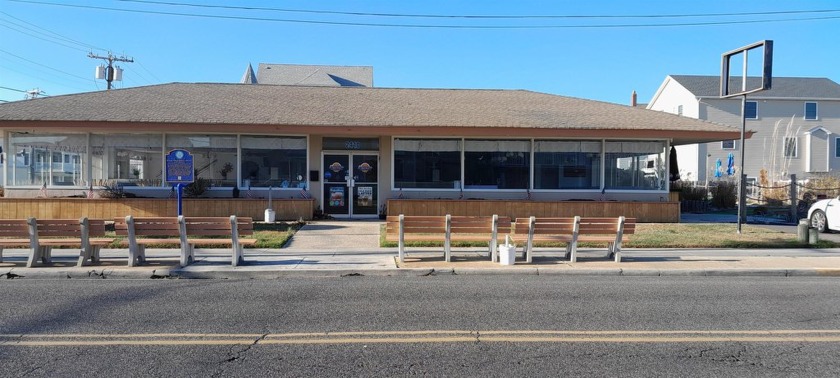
2 330 840 347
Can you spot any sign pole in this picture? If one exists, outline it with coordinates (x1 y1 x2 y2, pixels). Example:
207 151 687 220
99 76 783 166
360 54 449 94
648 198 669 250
176 183 184 216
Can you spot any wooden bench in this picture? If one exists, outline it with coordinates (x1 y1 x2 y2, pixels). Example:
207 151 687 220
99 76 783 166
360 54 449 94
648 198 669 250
0 218 112 267
511 216 578 263
386 214 509 262
114 216 182 267
573 216 636 263
114 215 256 267
181 216 256 266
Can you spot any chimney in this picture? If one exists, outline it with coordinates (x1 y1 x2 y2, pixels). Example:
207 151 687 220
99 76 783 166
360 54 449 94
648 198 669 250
631 90 637 107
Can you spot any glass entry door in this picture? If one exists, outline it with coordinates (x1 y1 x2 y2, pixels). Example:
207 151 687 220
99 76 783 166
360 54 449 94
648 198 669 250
323 153 378 218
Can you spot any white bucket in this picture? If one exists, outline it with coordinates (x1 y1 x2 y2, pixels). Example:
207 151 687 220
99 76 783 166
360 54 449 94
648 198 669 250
499 245 516 265
264 209 276 223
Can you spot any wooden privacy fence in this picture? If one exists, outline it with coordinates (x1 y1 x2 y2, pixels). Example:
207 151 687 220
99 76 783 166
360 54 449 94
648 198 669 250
386 199 679 223
0 198 314 221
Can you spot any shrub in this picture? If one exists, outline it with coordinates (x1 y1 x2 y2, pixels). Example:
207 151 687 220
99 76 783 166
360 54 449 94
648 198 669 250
98 181 126 199
183 177 211 198
710 180 737 209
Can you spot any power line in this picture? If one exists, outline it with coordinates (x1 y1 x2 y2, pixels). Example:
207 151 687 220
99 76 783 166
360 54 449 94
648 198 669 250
0 48 91 82
116 0 840 20
10 0 840 29
0 10 106 52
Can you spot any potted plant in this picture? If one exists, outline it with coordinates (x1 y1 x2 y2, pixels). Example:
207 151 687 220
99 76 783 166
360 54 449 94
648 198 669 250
220 162 233 180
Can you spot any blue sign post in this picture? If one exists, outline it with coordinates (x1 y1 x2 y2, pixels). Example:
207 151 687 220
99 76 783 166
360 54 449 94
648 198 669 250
165 149 194 216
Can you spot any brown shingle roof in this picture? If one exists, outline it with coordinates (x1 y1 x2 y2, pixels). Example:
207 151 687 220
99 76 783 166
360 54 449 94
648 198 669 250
0 83 739 138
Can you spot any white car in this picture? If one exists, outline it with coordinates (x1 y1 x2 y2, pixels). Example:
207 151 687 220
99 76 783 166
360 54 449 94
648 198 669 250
808 196 840 232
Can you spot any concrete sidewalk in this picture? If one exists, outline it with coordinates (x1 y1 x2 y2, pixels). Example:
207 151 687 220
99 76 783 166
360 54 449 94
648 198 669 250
2 247 839 279
2 219 839 279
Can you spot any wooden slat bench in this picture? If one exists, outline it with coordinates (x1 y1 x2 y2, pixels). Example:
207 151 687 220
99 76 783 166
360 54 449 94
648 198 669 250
386 214 509 262
0 218 112 267
448 215 512 262
511 216 579 263
114 215 256 267
180 216 256 266
573 216 636 262
114 216 182 267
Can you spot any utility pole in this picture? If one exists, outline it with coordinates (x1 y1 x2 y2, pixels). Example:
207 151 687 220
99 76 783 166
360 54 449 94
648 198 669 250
88 52 133 90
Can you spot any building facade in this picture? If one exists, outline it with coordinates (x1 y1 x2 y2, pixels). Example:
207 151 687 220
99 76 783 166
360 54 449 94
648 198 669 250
0 83 741 219
648 75 840 184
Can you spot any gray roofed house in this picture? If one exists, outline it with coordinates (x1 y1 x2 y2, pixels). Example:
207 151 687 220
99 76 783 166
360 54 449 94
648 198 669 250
0 81 742 220
240 64 373 87
648 74 840 184
668 75 840 100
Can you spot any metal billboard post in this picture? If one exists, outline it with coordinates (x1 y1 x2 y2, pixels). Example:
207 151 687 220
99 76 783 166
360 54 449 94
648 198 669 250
720 40 773 235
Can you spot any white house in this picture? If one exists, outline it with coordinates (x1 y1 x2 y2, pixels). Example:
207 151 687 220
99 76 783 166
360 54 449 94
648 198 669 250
647 75 840 185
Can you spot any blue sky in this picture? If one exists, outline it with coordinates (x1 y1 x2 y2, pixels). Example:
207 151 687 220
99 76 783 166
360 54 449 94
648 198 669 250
1 0 839 105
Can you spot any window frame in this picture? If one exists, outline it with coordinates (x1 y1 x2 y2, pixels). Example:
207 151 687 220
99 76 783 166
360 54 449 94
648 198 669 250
721 140 736 150
783 137 798 158
805 102 818 120
744 101 758 119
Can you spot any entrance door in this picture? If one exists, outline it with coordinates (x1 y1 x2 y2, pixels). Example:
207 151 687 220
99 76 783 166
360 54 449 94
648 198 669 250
322 153 378 218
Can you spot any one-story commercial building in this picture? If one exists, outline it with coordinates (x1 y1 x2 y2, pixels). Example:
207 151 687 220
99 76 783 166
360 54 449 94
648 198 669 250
0 81 746 221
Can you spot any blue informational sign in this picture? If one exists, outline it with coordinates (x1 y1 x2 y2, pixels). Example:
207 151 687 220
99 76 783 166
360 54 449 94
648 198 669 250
165 149 194 184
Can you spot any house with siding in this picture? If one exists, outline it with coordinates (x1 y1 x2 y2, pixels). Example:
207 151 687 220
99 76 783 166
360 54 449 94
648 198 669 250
647 75 840 185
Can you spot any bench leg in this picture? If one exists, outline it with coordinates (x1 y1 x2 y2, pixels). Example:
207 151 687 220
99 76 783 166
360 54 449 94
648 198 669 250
180 244 194 267
564 244 572 260
26 247 41 268
128 245 147 267
0 247 4 263
398 241 405 263
77 246 103 267
232 243 243 267
27 246 51 267
569 241 578 263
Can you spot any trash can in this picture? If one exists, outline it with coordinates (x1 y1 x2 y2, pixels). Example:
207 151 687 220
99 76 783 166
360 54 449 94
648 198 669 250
264 208 276 223
499 244 516 265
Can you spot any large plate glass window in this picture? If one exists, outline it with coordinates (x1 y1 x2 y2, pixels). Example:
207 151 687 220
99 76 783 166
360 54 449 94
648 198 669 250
166 134 237 187
464 139 530 189
604 141 666 190
534 140 601 190
9 133 87 187
393 138 461 189
241 136 307 188
90 134 163 186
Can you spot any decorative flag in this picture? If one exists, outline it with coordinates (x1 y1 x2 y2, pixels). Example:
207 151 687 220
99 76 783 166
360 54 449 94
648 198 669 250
38 183 47 198
458 188 464 200
525 188 532 200
87 187 95 199
397 188 404 199
300 189 311 199
245 186 255 198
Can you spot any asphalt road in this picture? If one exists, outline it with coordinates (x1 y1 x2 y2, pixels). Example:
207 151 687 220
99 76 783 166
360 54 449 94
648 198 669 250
2 276 840 377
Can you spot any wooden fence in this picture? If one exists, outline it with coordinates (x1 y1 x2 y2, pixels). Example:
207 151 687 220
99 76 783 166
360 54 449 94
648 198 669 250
0 198 314 221
386 199 679 223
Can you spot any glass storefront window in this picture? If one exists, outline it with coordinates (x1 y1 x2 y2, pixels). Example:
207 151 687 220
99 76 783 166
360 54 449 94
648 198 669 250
464 139 530 189
166 134 238 187
605 141 666 190
534 140 601 189
240 136 307 188
91 134 163 186
394 138 461 189
9 133 87 187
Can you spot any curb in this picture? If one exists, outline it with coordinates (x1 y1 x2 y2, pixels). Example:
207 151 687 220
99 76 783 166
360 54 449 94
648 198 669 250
5 267 840 279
